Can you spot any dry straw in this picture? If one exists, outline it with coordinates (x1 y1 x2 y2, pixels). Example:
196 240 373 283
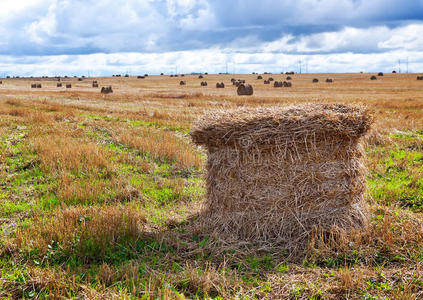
191 103 372 250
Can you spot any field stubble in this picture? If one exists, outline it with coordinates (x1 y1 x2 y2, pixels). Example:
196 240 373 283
0 73 422 299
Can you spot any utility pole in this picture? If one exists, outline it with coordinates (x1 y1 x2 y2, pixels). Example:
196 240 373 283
298 58 302 74
398 59 401 73
407 57 409 73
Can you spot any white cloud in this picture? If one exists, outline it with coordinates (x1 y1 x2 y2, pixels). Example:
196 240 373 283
1 48 422 77
262 24 423 54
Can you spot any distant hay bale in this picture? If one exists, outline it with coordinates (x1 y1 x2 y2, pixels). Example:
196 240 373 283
124 74 129 77
257 75 263 80
370 76 377 80
180 81 186 86
160 73 164 75
170 75 174 77
31 84 36 88
283 81 292 87
274 81 283 87
264 80 270 84
231 78 236 83
378 72 384 76
417 76 423 80
101 86 113 94
57 83 62 87
286 76 292 80
268 77 274 81
92 82 99 88
199 75 204 79
190 103 372 248
216 82 225 88
201 81 208 86
237 84 253 96
36 84 42 88
66 84 72 88
78 78 83 81
312 78 319 83
0 80 2 84
181 74 185 77
137 76 145 79
326 78 333 83
392 71 397 73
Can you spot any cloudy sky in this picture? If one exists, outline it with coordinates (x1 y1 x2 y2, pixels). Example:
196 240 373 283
1 0 423 76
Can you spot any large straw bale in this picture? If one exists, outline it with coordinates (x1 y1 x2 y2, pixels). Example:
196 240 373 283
191 103 372 247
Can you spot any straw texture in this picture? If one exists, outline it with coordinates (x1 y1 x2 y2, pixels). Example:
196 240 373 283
191 103 372 248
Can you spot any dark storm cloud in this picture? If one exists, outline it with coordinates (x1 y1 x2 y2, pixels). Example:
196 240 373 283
0 0 422 56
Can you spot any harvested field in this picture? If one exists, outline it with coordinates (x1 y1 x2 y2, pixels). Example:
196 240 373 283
0 73 423 299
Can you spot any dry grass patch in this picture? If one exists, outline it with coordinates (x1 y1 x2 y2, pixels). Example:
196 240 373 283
117 127 202 170
15 205 146 263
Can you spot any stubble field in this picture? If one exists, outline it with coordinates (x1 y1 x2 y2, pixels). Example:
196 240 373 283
0 72 422 299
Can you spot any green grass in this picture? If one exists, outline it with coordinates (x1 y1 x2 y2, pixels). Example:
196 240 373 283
2 103 423 298
367 140 423 210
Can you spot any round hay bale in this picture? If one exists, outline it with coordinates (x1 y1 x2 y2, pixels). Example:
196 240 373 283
180 81 186 86
31 84 36 88
268 77 274 81
286 76 292 80
92 82 99 88
160 73 164 75
190 104 372 248
66 84 72 88
257 75 263 80
137 76 145 79
124 74 129 77
312 78 319 83
237 84 253 96
170 75 174 77
36 84 42 88
417 76 423 80
216 82 225 88
326 78 333 83
78 78 83 81
274 81 283 87
231 78 236 83
101 86 113 94
378 72 384 76
370 76 377 80
0 80 2 84
264 80 270 84
199 75 204 79
201 81 208 86
283 81 292 87
57 83 62 87
392 70 397 73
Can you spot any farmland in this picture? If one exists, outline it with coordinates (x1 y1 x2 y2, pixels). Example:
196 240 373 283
0 72 423 299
